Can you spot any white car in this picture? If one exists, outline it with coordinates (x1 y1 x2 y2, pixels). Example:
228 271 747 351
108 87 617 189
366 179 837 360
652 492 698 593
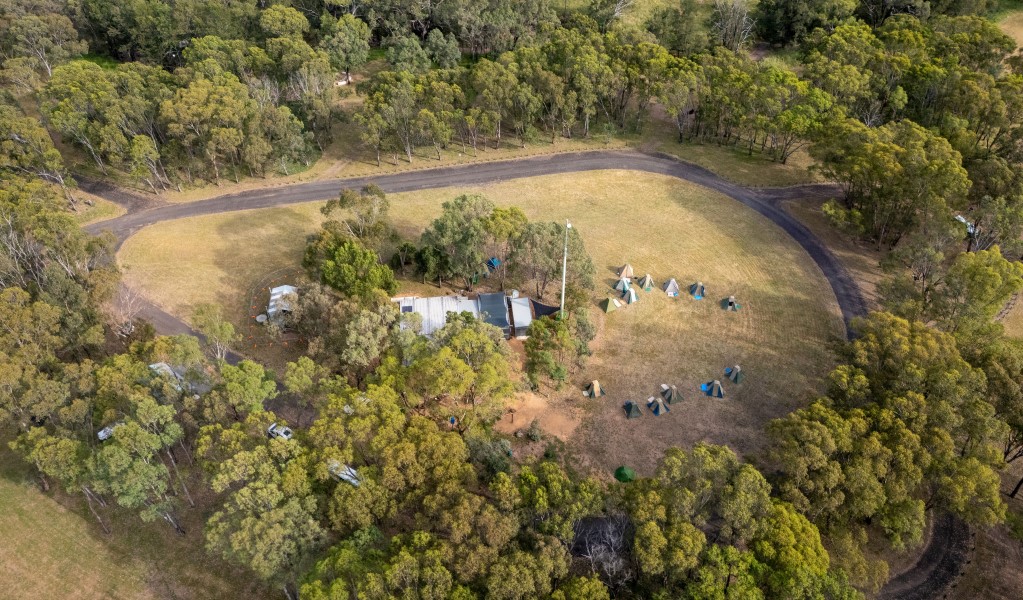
97 422 124 441
267 422 293 441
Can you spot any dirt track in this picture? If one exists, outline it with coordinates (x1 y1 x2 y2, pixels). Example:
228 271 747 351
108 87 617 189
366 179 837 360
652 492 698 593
82 149 967 599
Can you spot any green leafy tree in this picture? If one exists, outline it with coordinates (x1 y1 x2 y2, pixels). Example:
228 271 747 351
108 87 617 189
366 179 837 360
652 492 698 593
420 193 494 289
315 238 398 299
191 303 238 361
321 13 371 82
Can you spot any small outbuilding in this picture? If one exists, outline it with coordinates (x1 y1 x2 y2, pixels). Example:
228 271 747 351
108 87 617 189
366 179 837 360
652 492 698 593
701 380 724 398
725 365 744 384
638 274 654 292
623 401 642 419
619 264 635 279
664 278 681 298
267 285 298 319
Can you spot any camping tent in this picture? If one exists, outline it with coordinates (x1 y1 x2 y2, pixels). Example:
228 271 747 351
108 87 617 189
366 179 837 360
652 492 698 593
664 278 680 297
638 274 654 291
619 264 635 279
486 257 501 271
648 396 670 416
701 380 724 398
622 288 638 304
722 295 742 311
623 401 642 418
600 298 619 313
725 365 744 384
614 466 636 482
613 277 631 292
583 380 606 398
661 384 679 404
690 281 705 300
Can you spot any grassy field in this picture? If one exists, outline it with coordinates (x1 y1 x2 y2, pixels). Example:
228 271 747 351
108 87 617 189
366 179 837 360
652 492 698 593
119 170 844 472
74 192 126 226
0 437 269 600
995 0 1023 48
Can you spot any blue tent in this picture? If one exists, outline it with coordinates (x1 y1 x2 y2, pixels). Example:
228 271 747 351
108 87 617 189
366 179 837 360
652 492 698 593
701 380 724 398
690 282 705 300
486 257 501 271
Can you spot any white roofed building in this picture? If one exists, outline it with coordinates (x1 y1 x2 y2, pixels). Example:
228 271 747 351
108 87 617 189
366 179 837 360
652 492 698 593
268 285 298 319
395 295 480 336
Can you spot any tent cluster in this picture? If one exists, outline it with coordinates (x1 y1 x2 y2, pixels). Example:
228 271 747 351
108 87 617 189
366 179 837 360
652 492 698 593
622 383 681 419
606 264 744 312
701 365 745 398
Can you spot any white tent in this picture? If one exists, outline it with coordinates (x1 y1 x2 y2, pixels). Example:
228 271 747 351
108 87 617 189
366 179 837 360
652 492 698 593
663 278 680 297
619 264 635 278
623 288 638 304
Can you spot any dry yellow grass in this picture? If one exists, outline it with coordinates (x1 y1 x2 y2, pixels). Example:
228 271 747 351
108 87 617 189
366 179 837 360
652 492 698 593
119 170 844 473
74 193 126 226
998 5 1023 49
1000 298 1023 338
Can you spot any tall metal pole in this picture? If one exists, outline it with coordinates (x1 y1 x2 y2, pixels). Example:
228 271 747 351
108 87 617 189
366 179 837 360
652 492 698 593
560 220 571 319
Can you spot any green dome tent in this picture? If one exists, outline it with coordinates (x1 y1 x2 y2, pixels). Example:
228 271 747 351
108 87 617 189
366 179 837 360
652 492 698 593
614 466 636 482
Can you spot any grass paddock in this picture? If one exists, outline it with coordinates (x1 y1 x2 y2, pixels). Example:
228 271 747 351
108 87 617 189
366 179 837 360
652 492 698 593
119 170 843 473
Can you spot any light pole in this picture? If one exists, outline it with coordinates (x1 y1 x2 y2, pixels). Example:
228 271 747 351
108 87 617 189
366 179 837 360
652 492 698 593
560 220 571 319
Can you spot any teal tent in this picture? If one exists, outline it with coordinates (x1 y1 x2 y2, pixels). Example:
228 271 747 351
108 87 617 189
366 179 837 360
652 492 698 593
615 466 636 482
725 365 744 384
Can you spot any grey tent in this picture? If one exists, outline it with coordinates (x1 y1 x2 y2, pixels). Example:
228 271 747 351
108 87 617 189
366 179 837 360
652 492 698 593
622 287 639 304
690 281 705 300
613 277 631 292
638 274 654 291
623 401 642 419
701 380 724 398
663 278 681 297
619 264 635 279
660 384 679 404
648 396 670 416
722 295 742 311
583 380 606 398
725 365 744 384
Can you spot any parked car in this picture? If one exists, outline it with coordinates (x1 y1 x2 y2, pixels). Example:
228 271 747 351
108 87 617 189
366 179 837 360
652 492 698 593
267 422 293 441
